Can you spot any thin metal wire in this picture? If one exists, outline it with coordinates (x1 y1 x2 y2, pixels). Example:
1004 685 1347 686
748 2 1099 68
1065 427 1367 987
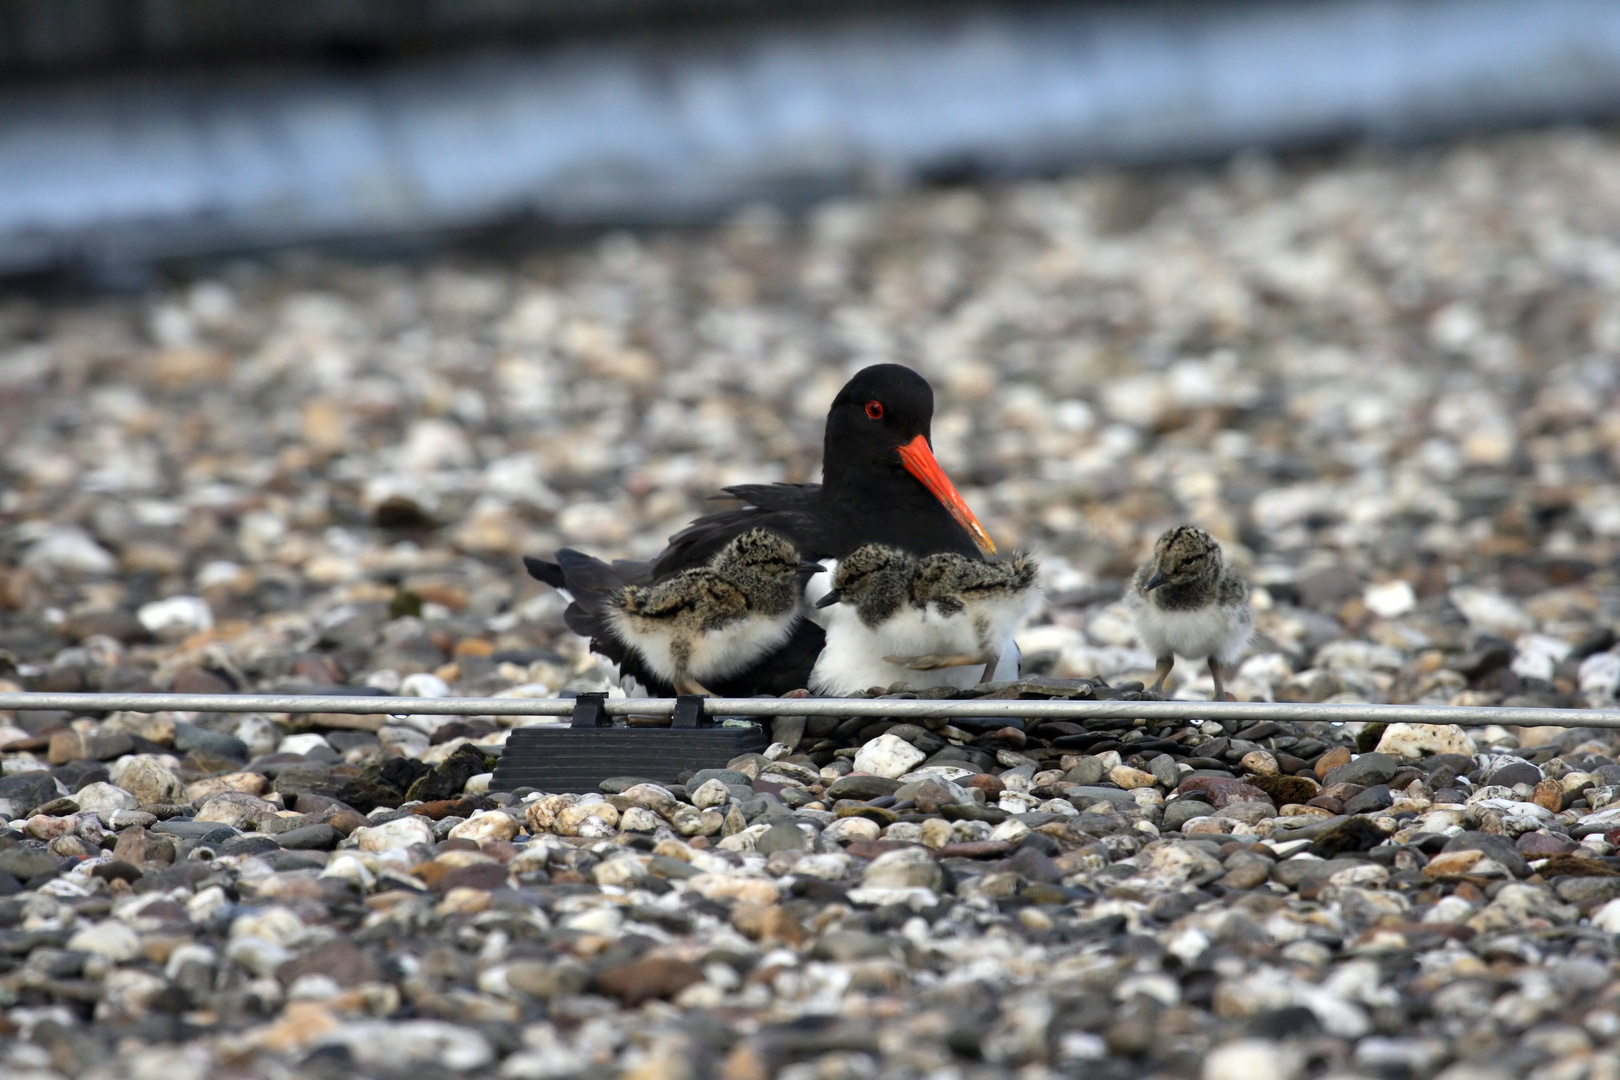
0 692 1617 729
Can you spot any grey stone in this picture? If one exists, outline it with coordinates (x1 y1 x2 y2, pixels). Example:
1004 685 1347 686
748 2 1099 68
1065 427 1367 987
1273 857 1369 887
883 723 945 754
1554 877 1620 904
756 823 808 855
648 855 702 880
275 824 340 850
688 768 753 791
825 775 903 801
0 848 61 881
1269 815 1351 842
1064 785 1139 807
1324 752 1401 788
1063 757 1106 785
153 819 237 840
1486 757 1542 788
1342 784 1393 815
0 772 62 818
1443 831 1531 878
769 716 806 753
1148 754 1180 789
862 847 942 890
172 721 249 760
598 776 669 794
1163 799 1215 831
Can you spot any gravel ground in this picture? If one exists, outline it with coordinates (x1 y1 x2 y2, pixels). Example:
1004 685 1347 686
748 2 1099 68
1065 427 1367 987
4 129 1620 1080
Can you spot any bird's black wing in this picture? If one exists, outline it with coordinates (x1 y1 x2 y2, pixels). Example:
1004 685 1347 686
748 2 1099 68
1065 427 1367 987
522 556 567 590
652 483 824 576
539 549 678 696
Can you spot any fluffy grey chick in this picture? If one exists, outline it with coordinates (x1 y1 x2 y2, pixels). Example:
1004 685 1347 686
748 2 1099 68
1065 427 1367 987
1127 526 1251 700
609 528 816 695
808 546 1038 694
906 551 1042 674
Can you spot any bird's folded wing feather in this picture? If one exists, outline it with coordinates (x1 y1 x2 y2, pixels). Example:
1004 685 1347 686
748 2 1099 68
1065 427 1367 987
652 483 823 575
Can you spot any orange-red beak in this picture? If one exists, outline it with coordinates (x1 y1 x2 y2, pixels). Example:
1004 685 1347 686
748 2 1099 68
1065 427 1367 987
896 434 997 554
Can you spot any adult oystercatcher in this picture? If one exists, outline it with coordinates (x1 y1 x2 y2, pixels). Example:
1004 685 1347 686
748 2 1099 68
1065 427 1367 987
807 545 1041 696
525 363 998 695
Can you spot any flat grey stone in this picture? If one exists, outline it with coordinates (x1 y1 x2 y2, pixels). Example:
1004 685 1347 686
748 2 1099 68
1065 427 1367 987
276 824 339 850
689 768 753 791
1163 799 1214 831
756 823 808 854
1342 784 1393 815
153 819 238 841
1324 752 1400 788
1272 857 1368 887
826 775 903 800
1064 785 1138 806
173 722 249 760
0 849 61 881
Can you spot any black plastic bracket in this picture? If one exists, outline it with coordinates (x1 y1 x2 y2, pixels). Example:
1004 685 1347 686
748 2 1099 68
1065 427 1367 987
671 694 709 728
569 692 610 728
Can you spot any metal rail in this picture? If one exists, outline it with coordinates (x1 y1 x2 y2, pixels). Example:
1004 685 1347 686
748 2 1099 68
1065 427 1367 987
1 692 1618 729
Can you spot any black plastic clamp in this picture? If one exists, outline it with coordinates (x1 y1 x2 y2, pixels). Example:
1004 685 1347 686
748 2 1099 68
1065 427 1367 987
671 694 710 729
569 692 610 728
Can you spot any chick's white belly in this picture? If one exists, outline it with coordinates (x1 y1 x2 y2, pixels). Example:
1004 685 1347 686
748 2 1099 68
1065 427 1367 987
1133 601 1249 664
810 608 983 695
611 609 799 682
965 588 1043 651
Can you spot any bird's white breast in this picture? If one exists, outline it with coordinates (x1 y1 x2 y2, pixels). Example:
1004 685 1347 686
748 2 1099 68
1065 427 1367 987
1130 594 1250 665
810 603 985 696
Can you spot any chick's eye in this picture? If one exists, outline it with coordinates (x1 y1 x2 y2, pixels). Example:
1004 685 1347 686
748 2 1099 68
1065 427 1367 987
864 401 884 420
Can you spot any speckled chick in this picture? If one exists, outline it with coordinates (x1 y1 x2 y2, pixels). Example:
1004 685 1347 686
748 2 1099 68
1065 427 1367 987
807 545 1039 694
1127 526 1251 700
908 551 1041 672
610 528 814 695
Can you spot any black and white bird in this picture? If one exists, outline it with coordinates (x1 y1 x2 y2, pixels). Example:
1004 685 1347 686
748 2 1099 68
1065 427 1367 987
538 529 819 696
1127 525 1252 701
807 545 1041 696
526 364 1005 695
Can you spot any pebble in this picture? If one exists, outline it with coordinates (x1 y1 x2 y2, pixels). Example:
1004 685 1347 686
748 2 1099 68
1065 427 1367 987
1 129 1620 1079
851 733 926 779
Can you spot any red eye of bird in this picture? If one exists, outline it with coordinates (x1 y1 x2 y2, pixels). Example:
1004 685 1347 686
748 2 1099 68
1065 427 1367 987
864 401 884 420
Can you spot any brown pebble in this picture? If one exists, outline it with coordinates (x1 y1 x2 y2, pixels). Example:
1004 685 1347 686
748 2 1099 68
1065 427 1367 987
1218 862 1270 890
1532 779 1565 814
594 957 705 1005
1516 832 1575 857
325 810 367 836
1540 853 1619 878
730 903 806 946
937 840 1017 860
112 826 176 867
1314 747 1353 779
964 774 1005 798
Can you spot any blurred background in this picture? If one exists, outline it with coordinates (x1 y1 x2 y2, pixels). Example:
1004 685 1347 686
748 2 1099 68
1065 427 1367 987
3 0 1620 709
4 0 1620 284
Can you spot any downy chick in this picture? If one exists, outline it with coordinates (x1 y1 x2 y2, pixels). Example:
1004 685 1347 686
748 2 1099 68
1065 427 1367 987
906 551 1042 675
606 528 818 695
808 545 1039 695
1127 525 1251 700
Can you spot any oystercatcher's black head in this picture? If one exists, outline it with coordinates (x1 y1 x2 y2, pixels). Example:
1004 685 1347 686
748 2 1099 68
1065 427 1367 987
822 364 995 555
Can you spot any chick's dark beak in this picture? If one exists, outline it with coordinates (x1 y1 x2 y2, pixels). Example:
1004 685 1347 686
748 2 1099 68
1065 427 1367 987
1144 570 1169 592
815 589 842 609
800 560 824 573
